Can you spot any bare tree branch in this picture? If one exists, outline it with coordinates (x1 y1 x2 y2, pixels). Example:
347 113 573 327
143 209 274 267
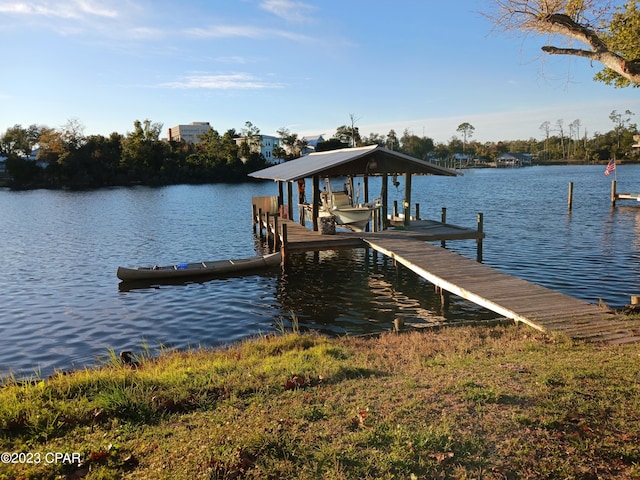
485 1 640 86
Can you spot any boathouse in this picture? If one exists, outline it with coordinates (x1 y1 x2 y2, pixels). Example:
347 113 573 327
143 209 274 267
249 144 457 231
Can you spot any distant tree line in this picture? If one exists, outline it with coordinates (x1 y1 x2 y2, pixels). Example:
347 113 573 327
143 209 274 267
0 119 270 189
2 110 638 190
332 109 639 166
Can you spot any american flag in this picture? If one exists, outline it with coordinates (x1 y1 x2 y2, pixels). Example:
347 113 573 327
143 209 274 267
604 159 616 176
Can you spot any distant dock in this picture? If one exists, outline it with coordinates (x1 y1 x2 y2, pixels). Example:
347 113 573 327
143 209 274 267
255 208 640 345
611 180 640 206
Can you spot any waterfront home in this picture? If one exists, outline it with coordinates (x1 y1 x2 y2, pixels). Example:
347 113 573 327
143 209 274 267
496 153 534 167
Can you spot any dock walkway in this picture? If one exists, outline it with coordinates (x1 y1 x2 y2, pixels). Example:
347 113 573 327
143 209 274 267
262 217 640 344
362 236 640 344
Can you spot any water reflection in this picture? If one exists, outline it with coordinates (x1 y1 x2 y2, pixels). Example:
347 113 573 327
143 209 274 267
276 248 499 336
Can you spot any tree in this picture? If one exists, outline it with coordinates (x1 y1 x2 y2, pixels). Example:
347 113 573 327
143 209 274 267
348 113 361 147
540 121 551 161
456 123 475 154
556 119 567 160
386 129 399 151
399 129 435 160
121 119 165 179
0 124 40 158
609 109 635 157
276 127 303 160
486 0 640 87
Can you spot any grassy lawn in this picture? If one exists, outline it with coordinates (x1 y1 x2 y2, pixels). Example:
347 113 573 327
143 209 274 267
2 324 640 479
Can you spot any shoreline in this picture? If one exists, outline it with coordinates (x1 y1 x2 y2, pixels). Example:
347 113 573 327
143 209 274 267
3 325 640 479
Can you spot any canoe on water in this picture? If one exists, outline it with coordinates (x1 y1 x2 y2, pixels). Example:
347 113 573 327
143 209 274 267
117 252 282 282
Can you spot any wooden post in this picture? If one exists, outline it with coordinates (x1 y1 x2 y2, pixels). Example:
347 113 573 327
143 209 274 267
252 204 257 234
441 290 450 312
568 182 573 210
476 212 484 263
363 176 370 232
415 203 420 221
287 181 293 220
404 172 412 227
312 175 320 231
280 223 288 265
611 180 617 206
273 214 279 250
277 181 284 209
258 208 264 240
265 212 271 245
441 207 447 248
393 200 398 218
372 207 378 232
381 173 388 230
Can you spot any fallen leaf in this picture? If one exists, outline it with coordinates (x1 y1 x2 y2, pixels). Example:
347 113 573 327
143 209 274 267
430 452 454 463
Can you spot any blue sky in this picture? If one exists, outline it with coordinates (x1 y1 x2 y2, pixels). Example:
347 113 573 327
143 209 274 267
1 0 638 144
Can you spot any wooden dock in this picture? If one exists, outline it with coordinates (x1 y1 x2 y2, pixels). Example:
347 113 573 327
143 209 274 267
362 237 640 344
257 215 640 344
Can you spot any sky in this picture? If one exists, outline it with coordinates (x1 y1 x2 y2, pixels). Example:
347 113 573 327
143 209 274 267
1 0 639 144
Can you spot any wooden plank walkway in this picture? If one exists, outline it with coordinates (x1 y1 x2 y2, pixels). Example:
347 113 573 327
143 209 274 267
258 215 640 344
363 236 640 344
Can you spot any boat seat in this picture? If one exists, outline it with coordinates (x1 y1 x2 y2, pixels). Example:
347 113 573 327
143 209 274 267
332 192 352 207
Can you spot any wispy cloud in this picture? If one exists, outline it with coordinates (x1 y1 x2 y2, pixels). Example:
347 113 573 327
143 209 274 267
0 0 118 19
259 0 317 23
185 24 310 42
161 73 285 90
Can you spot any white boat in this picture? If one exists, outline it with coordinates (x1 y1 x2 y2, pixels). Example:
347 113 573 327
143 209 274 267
318 177 379 232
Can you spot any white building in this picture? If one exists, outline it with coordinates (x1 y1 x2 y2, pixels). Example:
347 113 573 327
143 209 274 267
167 122 212 144
234 134 283 164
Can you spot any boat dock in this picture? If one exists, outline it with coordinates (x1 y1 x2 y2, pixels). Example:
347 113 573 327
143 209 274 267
257 215 640 344
611 180 640 206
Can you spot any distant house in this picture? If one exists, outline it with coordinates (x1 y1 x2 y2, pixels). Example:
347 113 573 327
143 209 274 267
234 134 283 164
301 135 325 155
167 122 212 144
496 153 534 168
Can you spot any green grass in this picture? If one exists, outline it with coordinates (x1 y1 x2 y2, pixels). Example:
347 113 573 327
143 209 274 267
2 326 640 479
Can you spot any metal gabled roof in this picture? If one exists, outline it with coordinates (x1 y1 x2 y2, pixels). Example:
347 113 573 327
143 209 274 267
248 145 457 182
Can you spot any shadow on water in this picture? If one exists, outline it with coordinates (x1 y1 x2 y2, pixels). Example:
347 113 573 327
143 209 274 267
275 248 500 336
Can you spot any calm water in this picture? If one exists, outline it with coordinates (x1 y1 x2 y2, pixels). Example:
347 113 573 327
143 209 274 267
1 165 639 378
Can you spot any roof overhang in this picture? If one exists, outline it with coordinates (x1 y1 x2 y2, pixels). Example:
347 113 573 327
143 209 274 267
249 145 457 182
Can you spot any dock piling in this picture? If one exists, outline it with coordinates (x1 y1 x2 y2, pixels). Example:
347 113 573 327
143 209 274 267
441 207 447 248
273 214 279 250
568 182 573 210
252 204 257 233
476 213 483 263
280 223 288 265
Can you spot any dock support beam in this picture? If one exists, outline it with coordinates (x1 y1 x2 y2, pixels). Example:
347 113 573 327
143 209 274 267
381 173 388 230
312 175 320 231
287 182 293 220
611 180 617 207
280 223 288 265
476 213 483 263
403 172 412 227
441 207 447 248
